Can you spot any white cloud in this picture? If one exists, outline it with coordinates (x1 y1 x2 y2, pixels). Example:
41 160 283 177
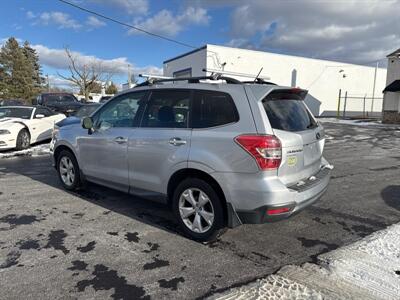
225 0 400 64
27 11 108 31
31 44 162 76
85 16 106 28
47 75 74 89
26 11 35 19
129 7 210 36
91 0 148 15
37 11 82 30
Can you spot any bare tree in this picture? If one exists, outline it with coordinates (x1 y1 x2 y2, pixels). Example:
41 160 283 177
58 47 112 102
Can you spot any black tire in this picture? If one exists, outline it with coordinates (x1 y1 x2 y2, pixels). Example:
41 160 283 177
16 128 30 150
56 150 81 191
172 178 224 242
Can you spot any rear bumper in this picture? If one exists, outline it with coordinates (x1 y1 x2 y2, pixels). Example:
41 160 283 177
213 161 332 225
236 182 329 223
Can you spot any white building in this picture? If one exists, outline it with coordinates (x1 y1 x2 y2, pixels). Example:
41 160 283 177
382 48 400 123
163 44 387 117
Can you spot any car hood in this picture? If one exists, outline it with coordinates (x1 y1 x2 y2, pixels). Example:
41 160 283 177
56 116 81 128
0 118 27 128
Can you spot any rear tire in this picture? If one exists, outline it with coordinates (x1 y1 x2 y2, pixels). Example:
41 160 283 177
172 178 224 242
57 150 81 191
16 129 30 150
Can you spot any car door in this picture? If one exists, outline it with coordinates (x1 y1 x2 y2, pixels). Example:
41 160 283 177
128 89 192 197
77 91 147 192
30 108 57 142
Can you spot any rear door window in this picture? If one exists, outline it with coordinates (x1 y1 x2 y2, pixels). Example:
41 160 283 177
263 91 316 132
192 90 239 128
141 90 190 128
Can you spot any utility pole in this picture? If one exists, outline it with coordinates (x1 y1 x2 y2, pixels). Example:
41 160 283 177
371 61 378 114
343 91 348 119
336 89 342 119
127 64 131 87
46 74 50 92
363 94 366 118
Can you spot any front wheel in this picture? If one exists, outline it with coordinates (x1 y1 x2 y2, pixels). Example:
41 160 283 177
16 129 30 150
57 150 81 190
172 178 224 242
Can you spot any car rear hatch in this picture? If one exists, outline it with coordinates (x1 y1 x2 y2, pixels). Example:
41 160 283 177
262 88 325 186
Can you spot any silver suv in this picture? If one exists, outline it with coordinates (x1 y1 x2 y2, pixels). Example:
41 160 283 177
51 76 332 241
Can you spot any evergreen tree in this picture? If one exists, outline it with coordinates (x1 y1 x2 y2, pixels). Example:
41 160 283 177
105 81 118 94
0 37 44 102
22 41 44 96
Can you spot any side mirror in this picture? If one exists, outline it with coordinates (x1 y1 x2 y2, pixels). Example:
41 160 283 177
35 114 45 119
82 117 93 129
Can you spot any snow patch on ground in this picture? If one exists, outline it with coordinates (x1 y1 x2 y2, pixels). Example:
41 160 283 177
215 275 324 300
318 118 400 128
213 223 400 300
0 143 50 159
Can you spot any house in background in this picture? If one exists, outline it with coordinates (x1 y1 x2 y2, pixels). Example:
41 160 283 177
382 49 400 123
163 44 387 117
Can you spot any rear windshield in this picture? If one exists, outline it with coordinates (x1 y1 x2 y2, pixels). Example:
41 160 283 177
263 98 317 132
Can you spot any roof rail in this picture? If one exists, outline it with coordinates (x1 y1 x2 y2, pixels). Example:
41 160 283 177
241 78 277 85
203 68 271 80
139 74 173 80
135 74 242 87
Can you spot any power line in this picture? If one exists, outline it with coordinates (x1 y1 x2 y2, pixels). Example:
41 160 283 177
57 0 197 49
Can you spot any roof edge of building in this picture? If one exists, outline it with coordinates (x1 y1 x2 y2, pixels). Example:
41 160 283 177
387 48 400 58
163 45 207 64
206 44 386 70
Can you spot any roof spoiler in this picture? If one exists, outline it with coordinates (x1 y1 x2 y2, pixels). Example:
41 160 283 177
266 88 308 101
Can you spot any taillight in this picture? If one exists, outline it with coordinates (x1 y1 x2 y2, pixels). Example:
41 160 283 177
267 207 291 215
235 135 282 170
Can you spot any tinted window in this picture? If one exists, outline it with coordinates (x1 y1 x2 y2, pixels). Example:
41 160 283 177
34 108 53 118
43 94 77 104
263 99 316 132
141 90 190 128
192 90 238 128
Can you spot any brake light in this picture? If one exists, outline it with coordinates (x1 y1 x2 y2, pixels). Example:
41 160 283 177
235 135 281 170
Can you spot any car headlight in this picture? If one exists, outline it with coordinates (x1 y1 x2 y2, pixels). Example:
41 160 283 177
0 129 10 135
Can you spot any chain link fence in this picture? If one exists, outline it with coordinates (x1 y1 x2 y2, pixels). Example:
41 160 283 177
336 90 383 119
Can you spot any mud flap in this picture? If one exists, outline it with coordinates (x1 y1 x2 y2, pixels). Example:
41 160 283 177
226 202 243 228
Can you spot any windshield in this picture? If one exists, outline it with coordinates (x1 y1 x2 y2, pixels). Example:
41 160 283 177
0 107 33 119
75 105 100 118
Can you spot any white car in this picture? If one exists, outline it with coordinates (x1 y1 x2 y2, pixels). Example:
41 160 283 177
0 106 65 151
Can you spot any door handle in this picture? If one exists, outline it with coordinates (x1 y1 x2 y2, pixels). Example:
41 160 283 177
169 137 187 146
114 136 128 144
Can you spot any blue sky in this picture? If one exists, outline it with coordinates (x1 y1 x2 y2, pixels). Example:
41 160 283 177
0 0 398 88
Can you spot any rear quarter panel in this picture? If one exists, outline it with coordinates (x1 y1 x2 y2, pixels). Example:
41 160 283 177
188 85 259 173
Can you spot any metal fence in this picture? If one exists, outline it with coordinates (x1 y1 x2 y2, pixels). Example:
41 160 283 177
336 90 383 119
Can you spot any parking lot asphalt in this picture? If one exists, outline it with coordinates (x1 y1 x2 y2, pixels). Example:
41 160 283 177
0 122 399 300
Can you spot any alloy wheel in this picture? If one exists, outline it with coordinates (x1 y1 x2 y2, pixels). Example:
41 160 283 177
178 188 215 233
21 131 30 148
59 156 75 187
